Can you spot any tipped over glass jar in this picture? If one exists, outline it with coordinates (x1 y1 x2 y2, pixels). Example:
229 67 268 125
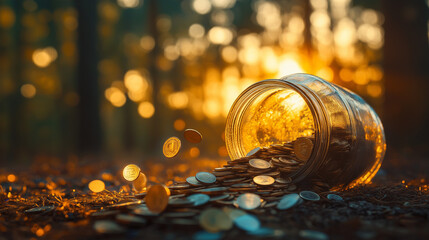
225 73 386 189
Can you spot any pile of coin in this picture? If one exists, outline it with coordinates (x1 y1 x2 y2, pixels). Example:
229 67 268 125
122 164 147 192
103 133 337 237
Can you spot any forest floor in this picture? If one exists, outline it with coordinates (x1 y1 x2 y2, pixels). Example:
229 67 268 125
1 154 429 240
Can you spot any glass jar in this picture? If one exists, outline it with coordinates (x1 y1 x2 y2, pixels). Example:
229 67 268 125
225 73 386 189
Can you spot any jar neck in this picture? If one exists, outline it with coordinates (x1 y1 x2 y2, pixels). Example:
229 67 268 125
225 78 331 183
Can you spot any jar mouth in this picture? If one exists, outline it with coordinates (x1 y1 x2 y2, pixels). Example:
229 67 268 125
225 76 330 182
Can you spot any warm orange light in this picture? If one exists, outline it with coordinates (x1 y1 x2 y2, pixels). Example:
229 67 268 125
105 87 126 107
189 147 200 158
276 56 305 77
7 174 16 182
189 23 205 38
208 26 233 45
21 84 36 98
138 101 155 118
192 0 212 14
32 47 57 68
174 119 186 131
88 180 105 193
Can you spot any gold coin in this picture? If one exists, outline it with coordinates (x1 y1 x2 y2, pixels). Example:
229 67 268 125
293 137 314 161
132 172 147 192
145 184 170 213
249 159 271 169
123 164 141 182
253 175 275 186
88 179 105 193
183 129 202 144
163 137 181 158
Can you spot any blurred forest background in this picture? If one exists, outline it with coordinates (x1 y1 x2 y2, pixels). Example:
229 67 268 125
0 0 428 165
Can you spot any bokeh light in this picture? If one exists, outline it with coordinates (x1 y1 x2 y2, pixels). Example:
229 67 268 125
21 84 37 99
138 101 155 118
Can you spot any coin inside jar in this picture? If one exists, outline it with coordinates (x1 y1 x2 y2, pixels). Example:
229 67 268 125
183 129 203 143
293 137 314 161
123 164 141 182
253 175 275 186
249 159 271 169
145 184 171 213
163 137 181 158
195 172 217 184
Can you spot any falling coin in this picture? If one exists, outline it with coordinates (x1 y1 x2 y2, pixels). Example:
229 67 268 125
195 172 217 184
234 214 261 232
132 172 147 192
299 191 320 201
293 137 314 161
93 220 125 234
253 175 275 186
277 193 301 210
183 129 203 143
236 193 261 210
187 193 210 206
327 193 343 201
249 159 271 169
123 164 141 182
163 137 181 158
199 208 233 233
186 176 202 186
145 184 170 213
246 147 261 157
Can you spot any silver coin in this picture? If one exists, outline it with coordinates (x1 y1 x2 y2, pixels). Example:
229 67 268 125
93 220 125 234
299 229 329 240
187 193 210 206
236 193 261 210
327 194 343 201
186 176 202 186
246 147 261 157
299 191 320 201
234 214 261 232
195 172 217 184
249 159 271 169
277 193 301 210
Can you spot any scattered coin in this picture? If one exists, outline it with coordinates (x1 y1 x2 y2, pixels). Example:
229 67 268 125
123 164 141 182
299 191 320 201
108 200 144 209
24 205 55 213
293 137 314 161
163 137 181 158
90 210 120 218
132 205 159 217
236 193 261 210
132 172 147 192
327 193 343 201
246 147 261 157
94 220 125 234
116 214 147 226
253 175 275 186
277 193 301 210
234 214 261 232
145 184 170 213
183 129 203 143
199 208 233 233
299 229 329 240
223 207 246 221
187 193 210 206
88 179 105 193
249 159 271 169
197 187 229 194
195 172 217 184
193 231 224 240
186 176 202 186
